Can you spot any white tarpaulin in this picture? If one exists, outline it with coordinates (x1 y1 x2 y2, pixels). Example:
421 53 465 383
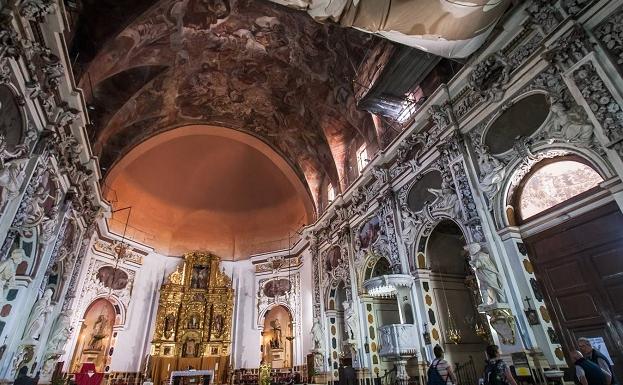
268 0 511 58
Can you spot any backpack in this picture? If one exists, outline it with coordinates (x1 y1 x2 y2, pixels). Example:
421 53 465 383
484 360 507 385
427 360 448 385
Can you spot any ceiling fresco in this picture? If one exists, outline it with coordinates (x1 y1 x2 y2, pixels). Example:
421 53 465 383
75 0 382 205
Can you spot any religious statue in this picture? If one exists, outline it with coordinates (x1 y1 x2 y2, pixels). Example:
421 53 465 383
0 158 27 209
465 243 506 305
163 314 175 339
0 248 25 304
46 311 72 352
23 183 52 228
183 338 197 357
270 319 282 348
548 100 593 143
311 317 325 350
400 210 419 246
212 314 224 336
342 301 358 341
476 146 506 200
259 360 271 385
87 314 108 350
191 265 209 288
23 288 54 341
427 180 461 218
187 314 199 329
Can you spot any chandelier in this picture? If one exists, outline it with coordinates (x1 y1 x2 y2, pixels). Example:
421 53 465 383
440 269 462 344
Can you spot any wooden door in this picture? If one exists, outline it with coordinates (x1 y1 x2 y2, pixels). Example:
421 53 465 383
525 202 623 380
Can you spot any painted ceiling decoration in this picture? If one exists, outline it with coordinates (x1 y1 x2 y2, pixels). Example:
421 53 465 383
75 0 382 207
267 0 512 58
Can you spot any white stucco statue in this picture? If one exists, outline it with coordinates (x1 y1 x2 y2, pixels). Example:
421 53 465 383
465 243 506 305
311 317 325 350
46 311 72 352
342 301 358 341
0 248 25 303
549 101 593 143
427 180 461 218
476 146 506 200
400 210 419 246
23 288 54 341
0 159 27 209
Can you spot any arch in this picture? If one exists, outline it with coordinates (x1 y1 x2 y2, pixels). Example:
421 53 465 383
70 298 117 372
106 124 314 218
325 279 348 311
425 220 468 275
414 218 471 269
104 124 316 256
495 146 614 228
511 155 604 222
257 302 296 327
261 305 294 367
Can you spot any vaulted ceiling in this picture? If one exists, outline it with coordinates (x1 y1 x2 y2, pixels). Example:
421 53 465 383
72 0 380 210
69 0 511 255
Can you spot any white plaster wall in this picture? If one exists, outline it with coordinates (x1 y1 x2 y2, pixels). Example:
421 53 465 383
227 260 262 369
299 248 314 357
110 253 181 372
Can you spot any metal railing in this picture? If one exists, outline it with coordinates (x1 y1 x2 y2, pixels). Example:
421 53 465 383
455 357 478 385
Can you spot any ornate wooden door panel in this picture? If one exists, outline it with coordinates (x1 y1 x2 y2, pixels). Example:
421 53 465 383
525 203 623 380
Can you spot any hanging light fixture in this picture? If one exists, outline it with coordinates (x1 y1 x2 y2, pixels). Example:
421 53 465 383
439 269 462 344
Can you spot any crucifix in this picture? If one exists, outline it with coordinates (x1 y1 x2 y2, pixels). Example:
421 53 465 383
523 296 534 310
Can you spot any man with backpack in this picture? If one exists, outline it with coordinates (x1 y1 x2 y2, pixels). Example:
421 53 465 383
571 350 611 385
427 345 457 385
482 345 517 385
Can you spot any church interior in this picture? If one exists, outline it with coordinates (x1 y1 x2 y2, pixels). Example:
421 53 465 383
0 1 623 385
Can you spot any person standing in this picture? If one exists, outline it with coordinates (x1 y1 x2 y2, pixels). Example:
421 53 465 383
483 345 517 385
578 338 617 385
570 350 610 385
428 345 456 385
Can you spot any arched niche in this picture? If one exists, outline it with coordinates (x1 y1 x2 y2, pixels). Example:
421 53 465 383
426 220 486 355
364 256 391 281
70 298 116 373
406 170 442 212
483 93 550 155
327 280 348 311
426 220 468 275
262 305 293 368
510 155 604 223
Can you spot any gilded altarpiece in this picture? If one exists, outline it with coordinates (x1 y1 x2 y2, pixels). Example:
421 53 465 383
150 252 234 385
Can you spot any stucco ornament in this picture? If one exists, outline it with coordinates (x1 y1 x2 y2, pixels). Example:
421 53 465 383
427 180 462 219
547 100 593 143
465 243 506 306
23 288 54 342
475 146 506 203
0 247 25 303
